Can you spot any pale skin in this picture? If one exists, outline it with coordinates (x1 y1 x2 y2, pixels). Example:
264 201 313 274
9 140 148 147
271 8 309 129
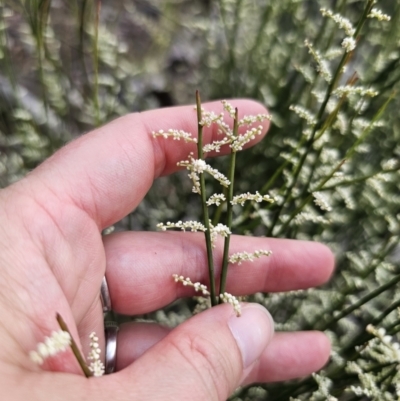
0 99 334 400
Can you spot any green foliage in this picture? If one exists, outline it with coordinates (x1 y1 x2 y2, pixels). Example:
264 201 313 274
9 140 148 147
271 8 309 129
1 0 399 399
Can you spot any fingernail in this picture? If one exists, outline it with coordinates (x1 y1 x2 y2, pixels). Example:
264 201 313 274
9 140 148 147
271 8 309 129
228 304 274 369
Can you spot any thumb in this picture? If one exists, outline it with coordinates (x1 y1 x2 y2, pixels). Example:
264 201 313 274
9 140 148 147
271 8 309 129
112 303 274 401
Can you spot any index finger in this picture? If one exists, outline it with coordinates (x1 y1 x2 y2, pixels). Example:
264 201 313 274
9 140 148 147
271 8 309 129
28 99 270 228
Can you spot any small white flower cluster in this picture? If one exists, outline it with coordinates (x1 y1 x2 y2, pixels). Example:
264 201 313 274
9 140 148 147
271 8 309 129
191 158 207 173
347 361 381 399
161 101 270 157
238 113 271 127
337 187 356 210
344 324 400 398
206 193 226 206
310 373 338 401
229 250 272 265
178 153 231 193
210 223 232 247
231 191 275 206
198 109 224 127
304 40 332 83
157 220 206 232
221 99 236 118
29 330 72 365
152 129 197 143
87 332 105 377
363 324 400 363
325 47 344 60
231 125 264 152
289 104 317 126
172 274 210 296
341 37 356 53
320 8 355 37
333 86 378 98
219 292 241 317
381 158 398 170
214 101 269 152
312 191 332 212
293 211 331 225
193 296 212 314
368 8 391 21
203 138 231 153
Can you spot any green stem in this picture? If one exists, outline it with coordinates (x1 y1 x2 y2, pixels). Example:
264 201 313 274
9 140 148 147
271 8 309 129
267 0 374 236
276 90 394 235
219 108 238 296
321 272 400 331
276 159 345 236
318 166 399 192
56 313 93 377
196 91 217 306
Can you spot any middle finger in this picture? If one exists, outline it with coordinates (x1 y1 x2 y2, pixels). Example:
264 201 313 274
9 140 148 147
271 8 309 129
103 231 334 315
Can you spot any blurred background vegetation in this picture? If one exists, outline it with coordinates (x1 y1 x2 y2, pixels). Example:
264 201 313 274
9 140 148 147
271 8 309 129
1 0 400 399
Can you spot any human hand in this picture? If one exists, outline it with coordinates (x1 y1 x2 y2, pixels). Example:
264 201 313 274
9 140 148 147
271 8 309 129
0 100 334 400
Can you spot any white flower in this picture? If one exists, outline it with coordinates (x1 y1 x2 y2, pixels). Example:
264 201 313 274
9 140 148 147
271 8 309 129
209 223 231 247
341 37 356 53
304 40 332 83
231 191 275 206
229 250 272 265
87 332 105 377
294 212 331 225
231 125 264 152
210 223 231 236
289 104 317 126
203 138 231 153
89 359 105 377
238 113 271 127
333 86 378 98
206 193 226 206
221 100 236 118
29 330 71 365
172 274 210 296
178 154 231 189
152 129 197 143
313 191 332 212
199 109 224 127
368 8 391 21
220 292 241 317
157 220 207 233
320 8 355 37
192 159 207 174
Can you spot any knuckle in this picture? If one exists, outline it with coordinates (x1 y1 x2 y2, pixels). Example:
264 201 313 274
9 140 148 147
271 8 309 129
169 330 236 400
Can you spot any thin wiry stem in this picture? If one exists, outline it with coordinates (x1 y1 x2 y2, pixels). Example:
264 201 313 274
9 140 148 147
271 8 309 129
56 313 93 377
321 272 400 332
196 91 217 306
219 108 238 297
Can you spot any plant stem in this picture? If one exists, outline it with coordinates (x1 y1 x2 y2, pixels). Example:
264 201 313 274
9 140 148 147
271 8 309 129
267 0 375 237
276 87 394 235
321 272 400 331
56 313 93 377
196 91 217 306
219 108 238 296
